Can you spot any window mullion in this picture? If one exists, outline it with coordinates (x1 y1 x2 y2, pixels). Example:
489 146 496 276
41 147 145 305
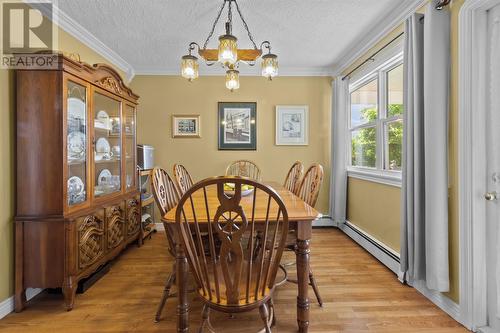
376 71 385 170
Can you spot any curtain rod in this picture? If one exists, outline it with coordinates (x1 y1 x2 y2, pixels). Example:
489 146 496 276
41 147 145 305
341 0 451 81
341 32 404 81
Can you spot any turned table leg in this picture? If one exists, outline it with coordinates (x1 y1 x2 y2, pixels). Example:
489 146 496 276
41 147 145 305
176 244 189 333
296 221 312 333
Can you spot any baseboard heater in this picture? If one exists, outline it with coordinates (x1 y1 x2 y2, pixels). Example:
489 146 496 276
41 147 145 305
340 221 401 275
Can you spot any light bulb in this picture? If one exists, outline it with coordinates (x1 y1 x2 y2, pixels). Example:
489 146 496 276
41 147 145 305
218 34 238 65
225 69 240 91
261 53 278 80
180 55 199 81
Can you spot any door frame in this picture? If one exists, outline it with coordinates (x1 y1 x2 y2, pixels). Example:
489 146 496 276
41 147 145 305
459 0 500 330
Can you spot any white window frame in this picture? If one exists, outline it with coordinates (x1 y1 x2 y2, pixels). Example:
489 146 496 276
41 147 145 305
347 48 404 187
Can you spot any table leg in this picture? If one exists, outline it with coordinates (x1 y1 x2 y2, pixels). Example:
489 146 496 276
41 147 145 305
176 244 189 333
296 221 312 333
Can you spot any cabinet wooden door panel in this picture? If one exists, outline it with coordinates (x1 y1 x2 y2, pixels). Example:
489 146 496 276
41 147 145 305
77 212 105 271
126 197 141 238
106 204 125 250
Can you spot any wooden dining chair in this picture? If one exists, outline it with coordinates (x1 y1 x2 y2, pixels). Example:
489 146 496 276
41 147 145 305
225 160 262 181
284 163 324 306
173 164 194 195
296 163 324 209
175 176 289 332
283 161 304 195
150 167 181 322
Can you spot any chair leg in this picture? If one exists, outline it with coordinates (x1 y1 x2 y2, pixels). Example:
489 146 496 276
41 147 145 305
198 304 211 333
268 299 276 327
309 268 323 307
259 303 272 333
154 265 176 323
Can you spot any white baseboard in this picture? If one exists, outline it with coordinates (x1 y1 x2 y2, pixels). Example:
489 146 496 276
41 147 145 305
0 288 43 320
339 221 462 326
312 216 337 227
477 327 500 333
411 280 462 325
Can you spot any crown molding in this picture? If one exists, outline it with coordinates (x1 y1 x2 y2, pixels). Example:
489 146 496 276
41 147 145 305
134 65 333 77
331 0 427 76
25 0 136 82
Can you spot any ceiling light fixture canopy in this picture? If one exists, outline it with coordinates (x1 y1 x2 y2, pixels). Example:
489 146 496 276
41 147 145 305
180 0 278 91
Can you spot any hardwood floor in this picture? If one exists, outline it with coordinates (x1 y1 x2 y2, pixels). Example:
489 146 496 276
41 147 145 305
0 228 468 333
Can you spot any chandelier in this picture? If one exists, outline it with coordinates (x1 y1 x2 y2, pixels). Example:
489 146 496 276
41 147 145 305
180 0 278 91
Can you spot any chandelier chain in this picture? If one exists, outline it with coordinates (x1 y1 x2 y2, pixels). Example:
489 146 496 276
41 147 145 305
203 0 227 49
234 0 257 49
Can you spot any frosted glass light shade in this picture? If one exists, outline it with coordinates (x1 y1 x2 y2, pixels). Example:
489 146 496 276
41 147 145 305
261 53 278 80
218 34 238 65
225 69 240 91
181 55 199 81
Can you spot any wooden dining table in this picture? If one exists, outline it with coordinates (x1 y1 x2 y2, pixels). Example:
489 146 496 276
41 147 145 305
162 181 320 333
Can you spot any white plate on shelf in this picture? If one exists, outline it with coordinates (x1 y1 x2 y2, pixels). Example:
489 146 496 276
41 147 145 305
98 169 112 185
96 110 110 129
68 98 85 120
95 137 111 154
67 176 85 196
67 131 86 159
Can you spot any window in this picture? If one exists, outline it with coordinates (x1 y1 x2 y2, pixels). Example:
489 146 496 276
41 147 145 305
348 56 404 175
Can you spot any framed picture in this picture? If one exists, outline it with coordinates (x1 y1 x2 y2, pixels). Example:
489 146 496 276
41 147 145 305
218 102 257 150
275 105 309 145
172 115 201 138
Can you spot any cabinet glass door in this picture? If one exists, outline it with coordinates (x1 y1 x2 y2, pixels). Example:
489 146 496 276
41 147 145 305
124 104 136 190
67 80 88 206
93 91 122 198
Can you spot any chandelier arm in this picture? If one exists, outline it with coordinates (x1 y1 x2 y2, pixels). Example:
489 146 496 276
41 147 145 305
188 42 201 55
203 0 227 49
260 41 271 54
239 60 256 67
234 0 258 49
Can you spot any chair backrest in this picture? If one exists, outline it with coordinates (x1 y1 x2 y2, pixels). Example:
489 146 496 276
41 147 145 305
151 167 181 216
283 161 304 195
173 164 194 195
151 167 181 255
225 160 262 181
296 164 324 208
176 176 289 307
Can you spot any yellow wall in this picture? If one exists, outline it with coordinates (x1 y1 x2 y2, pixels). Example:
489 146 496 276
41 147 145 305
0 18 125 302
347 178 401 252
130 76 332 214
343 0 463 302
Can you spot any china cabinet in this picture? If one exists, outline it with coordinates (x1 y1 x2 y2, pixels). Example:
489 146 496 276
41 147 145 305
15 54 140 312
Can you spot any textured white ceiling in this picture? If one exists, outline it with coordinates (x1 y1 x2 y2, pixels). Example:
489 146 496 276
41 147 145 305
57 0 401 75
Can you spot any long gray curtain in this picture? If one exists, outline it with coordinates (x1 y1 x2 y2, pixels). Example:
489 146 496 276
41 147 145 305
401 1 450 292
330 77 349 224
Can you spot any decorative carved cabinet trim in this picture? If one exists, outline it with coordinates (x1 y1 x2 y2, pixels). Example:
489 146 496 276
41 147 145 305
95 76 122 94
106 205 125 250
78 214 105 270
126 197 141 237
14 54 140 312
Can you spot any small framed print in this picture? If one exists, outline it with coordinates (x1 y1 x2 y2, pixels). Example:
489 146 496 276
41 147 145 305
172 115 201 138
276 105 309 145
218 102 257 150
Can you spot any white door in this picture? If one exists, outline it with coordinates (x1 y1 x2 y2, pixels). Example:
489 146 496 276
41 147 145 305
484 4 500 333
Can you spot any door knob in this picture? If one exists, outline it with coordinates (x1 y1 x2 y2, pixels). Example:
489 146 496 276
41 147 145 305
485 191 498 201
